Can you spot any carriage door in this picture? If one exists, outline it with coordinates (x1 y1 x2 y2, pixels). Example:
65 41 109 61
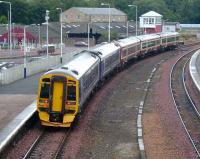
49 76 66 114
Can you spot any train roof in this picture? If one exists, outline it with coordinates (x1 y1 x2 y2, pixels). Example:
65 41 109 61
116 36 140 47
136 34 160 41
91 42 120 59
45 51 100 79
158 32 179 37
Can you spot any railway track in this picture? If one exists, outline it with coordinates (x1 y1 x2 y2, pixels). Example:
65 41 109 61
23 128 71 159
170 49 200 158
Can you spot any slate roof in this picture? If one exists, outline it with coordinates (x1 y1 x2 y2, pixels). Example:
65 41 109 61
141 11 162 17
72 7 126 16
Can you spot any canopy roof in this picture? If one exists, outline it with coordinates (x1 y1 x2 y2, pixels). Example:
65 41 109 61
0 27 36 42
72 7 126 16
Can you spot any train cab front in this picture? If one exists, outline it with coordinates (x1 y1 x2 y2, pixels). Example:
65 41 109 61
37 74 79 127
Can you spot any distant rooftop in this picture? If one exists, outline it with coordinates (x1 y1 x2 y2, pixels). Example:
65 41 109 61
72 7 126 16
141 11 162 17
180 24 200 28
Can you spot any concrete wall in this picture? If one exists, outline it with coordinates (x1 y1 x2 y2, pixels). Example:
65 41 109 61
162 25 176 32
0 52 76 85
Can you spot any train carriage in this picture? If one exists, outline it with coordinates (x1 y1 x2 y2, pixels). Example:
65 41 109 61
91 42 121 80
115 37 141 66
159 32 180 50
136 34 161 55
37 31 180 127
37 51 100 127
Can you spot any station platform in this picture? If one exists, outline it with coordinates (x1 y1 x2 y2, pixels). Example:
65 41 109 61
0 72 39 153
189 49 200 92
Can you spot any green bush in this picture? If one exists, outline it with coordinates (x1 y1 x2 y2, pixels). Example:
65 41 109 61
98 31 119 43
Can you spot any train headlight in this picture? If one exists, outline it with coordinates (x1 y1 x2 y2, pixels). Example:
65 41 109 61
39 99 49 103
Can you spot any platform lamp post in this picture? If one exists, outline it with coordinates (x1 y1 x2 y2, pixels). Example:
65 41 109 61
128 4 137 36
87 22 91 50
127 20 134 37
45 10 49 59
56 8 63 63
101 3 110 42
37 24 41 48
12 22 15 47
23 25 28 78
0 1 12 53
127 21 129 37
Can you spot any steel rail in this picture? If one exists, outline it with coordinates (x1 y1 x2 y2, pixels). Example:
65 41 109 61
23 128 71 159
52 128 71 159
170 48 200 158
23 130 45 159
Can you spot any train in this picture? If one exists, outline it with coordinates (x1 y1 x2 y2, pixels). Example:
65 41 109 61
37 32 180 127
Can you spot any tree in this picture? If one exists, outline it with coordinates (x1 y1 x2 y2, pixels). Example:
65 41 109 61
98 31 118 43
0 0 199 24
0 15 7 24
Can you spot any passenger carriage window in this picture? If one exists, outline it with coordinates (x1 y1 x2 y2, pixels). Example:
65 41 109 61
83 65 98 92
67 86 76 101
167 37 175 42
148 41 155 47
162 38 167 43
142 43 146 49
40 83 50 98
139 44 141 49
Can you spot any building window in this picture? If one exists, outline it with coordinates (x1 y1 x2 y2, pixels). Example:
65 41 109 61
144 18 154 24
156 18 161 24
149 18 154 24
144 18 149 24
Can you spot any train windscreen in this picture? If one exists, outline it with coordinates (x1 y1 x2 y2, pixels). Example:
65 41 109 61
40 83 50 98
67 86 76 101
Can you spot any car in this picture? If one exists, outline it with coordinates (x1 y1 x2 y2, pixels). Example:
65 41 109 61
74 41 88 47
37 44 55 55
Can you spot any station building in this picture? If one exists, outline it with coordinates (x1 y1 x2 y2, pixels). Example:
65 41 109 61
139 11 162 34
162 22 180 32
60 7 127 23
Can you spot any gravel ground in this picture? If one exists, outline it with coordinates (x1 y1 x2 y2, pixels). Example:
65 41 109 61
143 52 198 159
6 124 42 159
59 50 185 159
5 47 200 159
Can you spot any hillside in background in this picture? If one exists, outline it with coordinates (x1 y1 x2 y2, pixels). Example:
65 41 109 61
0 0 199 24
